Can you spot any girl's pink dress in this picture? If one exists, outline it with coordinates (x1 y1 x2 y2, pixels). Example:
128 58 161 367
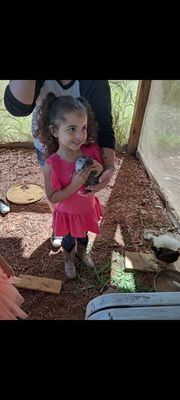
0 266 27 320
46 144 103 238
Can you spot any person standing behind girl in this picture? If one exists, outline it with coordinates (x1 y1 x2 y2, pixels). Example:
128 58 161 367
36 94 104 279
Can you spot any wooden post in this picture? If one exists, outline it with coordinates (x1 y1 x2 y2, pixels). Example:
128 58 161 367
127 80 151 155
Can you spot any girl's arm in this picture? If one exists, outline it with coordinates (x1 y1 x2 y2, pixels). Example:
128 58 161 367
44 163 94 204
83 80 115 190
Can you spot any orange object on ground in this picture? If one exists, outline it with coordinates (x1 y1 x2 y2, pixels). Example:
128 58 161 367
6 183 44 205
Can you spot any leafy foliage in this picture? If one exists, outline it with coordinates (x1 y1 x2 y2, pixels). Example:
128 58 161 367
109 80 138 145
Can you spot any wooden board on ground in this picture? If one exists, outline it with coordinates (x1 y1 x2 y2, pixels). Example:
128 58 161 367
125 251 159 272
15 274 62 294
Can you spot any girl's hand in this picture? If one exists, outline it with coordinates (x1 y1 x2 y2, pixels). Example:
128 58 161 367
71 165 93 191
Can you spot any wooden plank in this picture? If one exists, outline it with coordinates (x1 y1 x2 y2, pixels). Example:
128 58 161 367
127 80 152 155
85 292 180 319
15 274 62 294
125 251 159 272
87 306 180 320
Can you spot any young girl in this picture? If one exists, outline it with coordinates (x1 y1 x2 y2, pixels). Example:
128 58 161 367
0 254 28 320
36 94 104 279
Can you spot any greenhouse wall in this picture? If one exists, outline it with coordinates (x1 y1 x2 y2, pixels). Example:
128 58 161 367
138 80 180 225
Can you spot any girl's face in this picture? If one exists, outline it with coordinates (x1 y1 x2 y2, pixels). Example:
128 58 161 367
54 110 88 151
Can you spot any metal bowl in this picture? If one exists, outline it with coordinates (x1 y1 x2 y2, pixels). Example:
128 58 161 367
154 268 180 292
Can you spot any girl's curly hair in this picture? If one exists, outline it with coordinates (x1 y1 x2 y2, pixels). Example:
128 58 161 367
36 93 99 157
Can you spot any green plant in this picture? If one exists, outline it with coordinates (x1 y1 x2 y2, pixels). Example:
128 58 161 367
112 268 154 293
109 80 138 145
74 253 154 295
75 260 111 294
111 266 136 292
92 262 112 292
110 252 154 293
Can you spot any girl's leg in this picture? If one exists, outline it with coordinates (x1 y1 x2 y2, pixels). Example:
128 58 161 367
76 234 95 268
61 234 76 252
61 235 77 279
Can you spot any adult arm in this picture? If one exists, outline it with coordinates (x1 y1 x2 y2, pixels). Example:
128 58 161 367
81 80 115 191
87 152 115 192
10 80 36 104
4 80 42 116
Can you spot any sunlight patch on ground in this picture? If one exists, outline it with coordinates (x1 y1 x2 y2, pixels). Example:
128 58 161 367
114 223 125 246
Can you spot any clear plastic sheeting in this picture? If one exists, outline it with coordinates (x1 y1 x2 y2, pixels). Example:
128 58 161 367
138 80 180 225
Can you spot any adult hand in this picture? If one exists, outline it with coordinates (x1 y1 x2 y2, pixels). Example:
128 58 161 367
86 166 115 193
91 159 104 177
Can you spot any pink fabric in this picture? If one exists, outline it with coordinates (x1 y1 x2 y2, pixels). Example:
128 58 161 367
0 267 27 320
46 144 103 238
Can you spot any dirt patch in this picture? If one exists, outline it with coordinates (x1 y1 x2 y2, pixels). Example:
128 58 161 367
0 147 175 319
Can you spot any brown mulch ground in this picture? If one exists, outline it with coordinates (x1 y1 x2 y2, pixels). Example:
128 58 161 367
0 147 175 320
